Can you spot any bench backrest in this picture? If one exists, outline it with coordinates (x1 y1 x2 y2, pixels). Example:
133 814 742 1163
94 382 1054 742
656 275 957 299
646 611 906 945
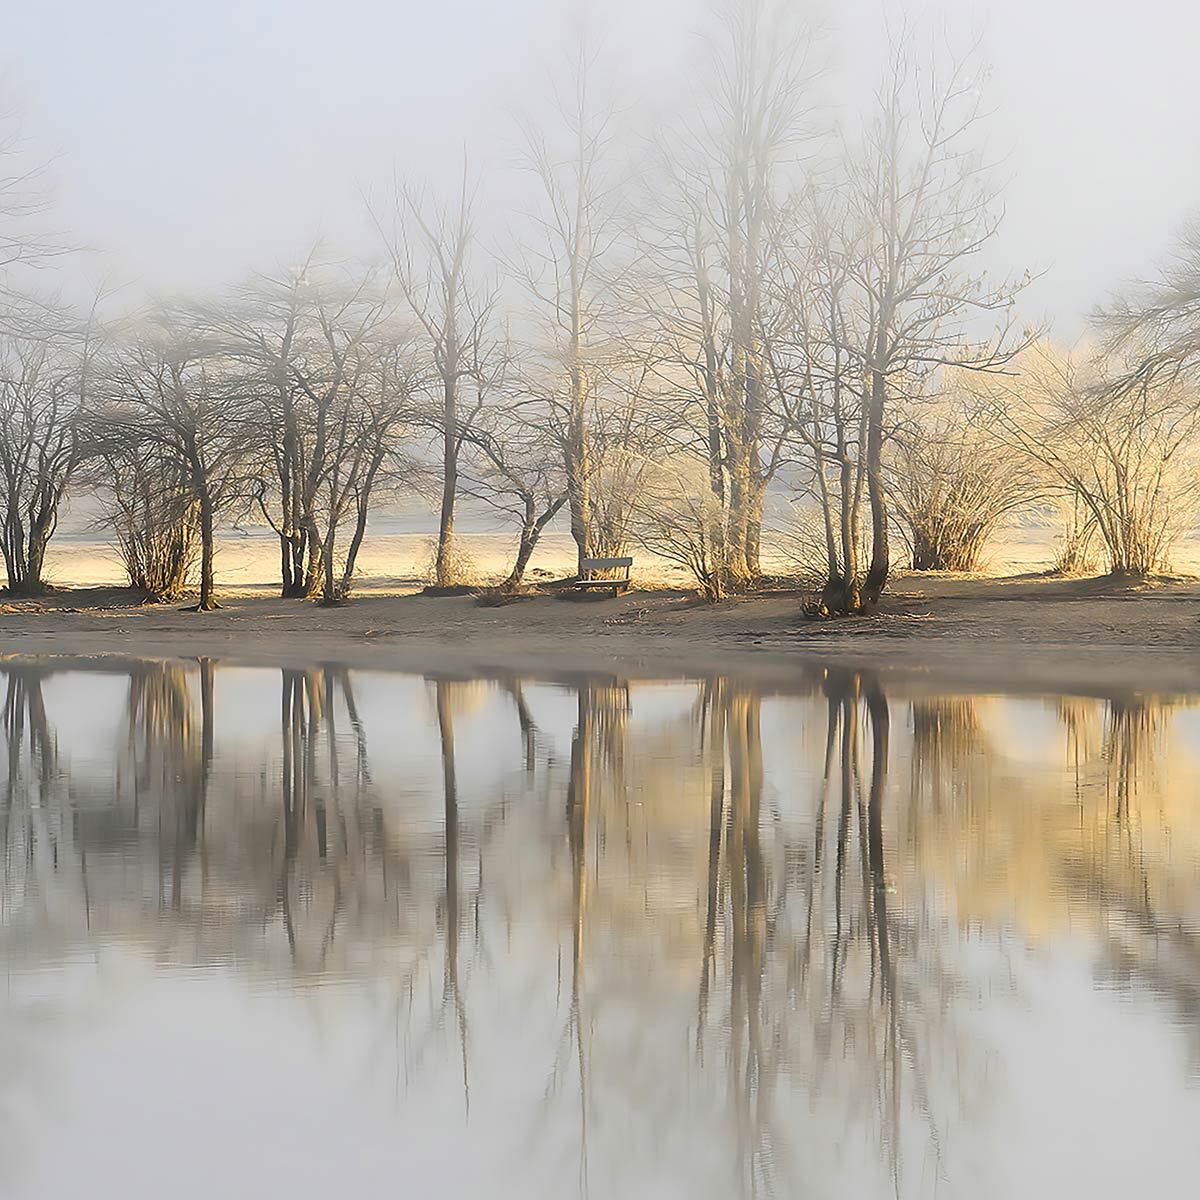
581 556 633 572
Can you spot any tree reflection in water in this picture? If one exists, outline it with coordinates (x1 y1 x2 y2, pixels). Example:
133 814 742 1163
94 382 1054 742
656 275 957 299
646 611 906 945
2 657 1200 1197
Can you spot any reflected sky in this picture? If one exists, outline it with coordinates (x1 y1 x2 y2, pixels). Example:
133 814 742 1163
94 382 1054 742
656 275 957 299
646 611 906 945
3 657 1200 1199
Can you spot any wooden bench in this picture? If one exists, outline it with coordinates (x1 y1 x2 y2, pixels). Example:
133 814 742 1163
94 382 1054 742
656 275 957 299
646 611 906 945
574 556 633 597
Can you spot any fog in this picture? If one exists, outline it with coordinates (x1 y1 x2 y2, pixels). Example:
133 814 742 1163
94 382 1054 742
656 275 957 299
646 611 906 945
6 0 1200 609
10 0 1200 332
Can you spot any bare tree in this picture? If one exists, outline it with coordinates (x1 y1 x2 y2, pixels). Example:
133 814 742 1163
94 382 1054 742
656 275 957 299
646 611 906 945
205 267 316 597
631 453 728 600
763 188 869 601
307 310 416 605
985 341 1200 576
890 385 1039 572
1101 220 1200 386
205 262 398 599
843 44 1028 608
636 0 820 587
96 439 199 600
96 312 251 610
0 330 90 592
335 328 419 597
1048 485 1099 576
462 398 568 594
510 43 627 576
769 41 1027 614
706 0 819 581
375 171 497 589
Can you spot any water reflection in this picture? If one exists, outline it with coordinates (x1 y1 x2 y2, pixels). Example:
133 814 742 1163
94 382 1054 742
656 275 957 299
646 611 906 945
3 656 1200 1197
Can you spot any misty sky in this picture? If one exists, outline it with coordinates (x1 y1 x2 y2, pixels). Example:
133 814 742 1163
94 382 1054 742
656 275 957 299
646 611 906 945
8 0 1200 335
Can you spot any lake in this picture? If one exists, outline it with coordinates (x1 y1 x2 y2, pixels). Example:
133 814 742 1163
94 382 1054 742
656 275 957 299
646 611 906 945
2 655 1199 1198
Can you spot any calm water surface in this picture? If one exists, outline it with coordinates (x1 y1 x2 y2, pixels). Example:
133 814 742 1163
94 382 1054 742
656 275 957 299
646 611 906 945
3 656 1200 1198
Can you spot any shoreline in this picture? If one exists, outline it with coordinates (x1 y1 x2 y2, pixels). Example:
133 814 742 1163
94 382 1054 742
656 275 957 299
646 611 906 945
3 572 1200 698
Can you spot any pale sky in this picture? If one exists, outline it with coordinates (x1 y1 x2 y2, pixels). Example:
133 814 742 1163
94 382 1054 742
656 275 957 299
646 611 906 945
7 0 1200 335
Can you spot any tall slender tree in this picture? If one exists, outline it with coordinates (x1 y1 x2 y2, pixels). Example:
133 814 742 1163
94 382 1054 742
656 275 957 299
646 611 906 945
375 170 497 589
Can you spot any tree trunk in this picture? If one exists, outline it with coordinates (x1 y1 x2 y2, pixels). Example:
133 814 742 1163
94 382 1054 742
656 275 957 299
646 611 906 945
23 529 49 593
320 528 338 605
501 495 565 592
2 522 50 595
285 459 308 597
287 527 307 598
2 506 27 592
725 444 752 582
744 485 763 579
814 457 839 584
561 207 597 574
505 525 539 593
566 420 591 576
435 355 459 587
0 529 15 591
194 489 218 611
341 484 375 598
862 363 890 609
277 371 298 598
436 421 457 588
818 447 864 615
279 532 295 597
302 520 323 597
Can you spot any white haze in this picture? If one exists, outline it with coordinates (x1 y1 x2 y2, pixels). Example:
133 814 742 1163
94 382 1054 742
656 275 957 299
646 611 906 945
7 0 1200 334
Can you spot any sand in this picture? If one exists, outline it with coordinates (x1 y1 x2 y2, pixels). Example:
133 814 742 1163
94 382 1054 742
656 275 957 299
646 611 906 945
39 513 1200 594
3 568 1200 697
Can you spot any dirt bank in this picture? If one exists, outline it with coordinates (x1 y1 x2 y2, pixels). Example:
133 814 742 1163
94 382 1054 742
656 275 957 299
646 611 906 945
3 572 1199 696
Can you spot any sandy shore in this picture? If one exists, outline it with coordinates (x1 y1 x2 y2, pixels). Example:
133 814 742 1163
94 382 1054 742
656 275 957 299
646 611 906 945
3 571 1200 696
